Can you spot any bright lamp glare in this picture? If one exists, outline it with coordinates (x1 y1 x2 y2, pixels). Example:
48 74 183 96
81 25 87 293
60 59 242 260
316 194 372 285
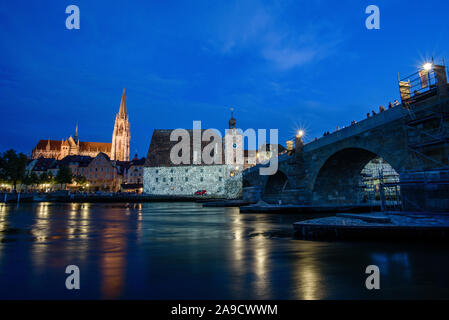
297 130 304 138
423 63 433 71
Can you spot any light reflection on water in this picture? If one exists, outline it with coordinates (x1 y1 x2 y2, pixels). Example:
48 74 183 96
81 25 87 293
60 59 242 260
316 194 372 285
0 202 448 299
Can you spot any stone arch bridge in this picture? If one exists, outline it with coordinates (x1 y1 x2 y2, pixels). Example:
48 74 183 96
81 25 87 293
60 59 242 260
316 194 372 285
244 83 449 212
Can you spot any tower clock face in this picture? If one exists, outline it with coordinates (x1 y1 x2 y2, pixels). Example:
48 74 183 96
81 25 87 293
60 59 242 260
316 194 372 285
233 143 237 149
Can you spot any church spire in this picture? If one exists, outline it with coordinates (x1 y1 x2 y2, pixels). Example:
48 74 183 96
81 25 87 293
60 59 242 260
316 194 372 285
74 123 78 143
111 88 131 161
119 88 127 117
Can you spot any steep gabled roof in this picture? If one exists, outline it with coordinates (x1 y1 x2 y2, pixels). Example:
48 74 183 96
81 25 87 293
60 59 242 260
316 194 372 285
58 155 93 167
33 140 111 153
34 140 62 151
145 129 225 167
79 141 111 153
32 157 57 172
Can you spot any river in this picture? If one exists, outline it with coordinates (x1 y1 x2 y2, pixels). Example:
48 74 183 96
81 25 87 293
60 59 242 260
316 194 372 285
0 202 448 299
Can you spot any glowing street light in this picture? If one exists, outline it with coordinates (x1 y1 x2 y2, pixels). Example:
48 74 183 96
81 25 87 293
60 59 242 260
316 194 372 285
423 63 433 71
297 130 305 138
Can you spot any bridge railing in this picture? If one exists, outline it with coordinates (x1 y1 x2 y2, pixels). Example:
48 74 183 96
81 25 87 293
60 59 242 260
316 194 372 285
303 106 407 152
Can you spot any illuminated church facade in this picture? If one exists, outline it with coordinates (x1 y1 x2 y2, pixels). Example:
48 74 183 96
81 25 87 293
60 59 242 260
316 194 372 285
31 89 131 161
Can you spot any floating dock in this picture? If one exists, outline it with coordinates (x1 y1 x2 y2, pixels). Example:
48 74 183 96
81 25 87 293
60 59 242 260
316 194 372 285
293 212 449 241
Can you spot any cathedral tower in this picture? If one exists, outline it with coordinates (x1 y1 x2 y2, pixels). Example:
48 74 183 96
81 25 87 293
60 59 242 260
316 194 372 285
111 88 131 161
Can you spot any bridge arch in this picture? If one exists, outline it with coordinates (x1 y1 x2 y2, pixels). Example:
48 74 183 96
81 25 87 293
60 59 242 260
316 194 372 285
264 170 291 195
311 147 401 205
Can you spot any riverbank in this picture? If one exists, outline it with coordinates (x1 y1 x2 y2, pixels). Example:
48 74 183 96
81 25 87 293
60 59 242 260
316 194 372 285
294 212 449 241
0 192 226 203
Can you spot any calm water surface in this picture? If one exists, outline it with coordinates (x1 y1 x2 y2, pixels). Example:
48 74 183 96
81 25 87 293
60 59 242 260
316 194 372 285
0 202 448 299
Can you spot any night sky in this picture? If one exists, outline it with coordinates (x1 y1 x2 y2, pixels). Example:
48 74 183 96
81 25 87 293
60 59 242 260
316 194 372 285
1 0 448 156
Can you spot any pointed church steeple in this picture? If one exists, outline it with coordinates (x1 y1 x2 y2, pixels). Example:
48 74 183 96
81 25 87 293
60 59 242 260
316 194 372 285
119 88 127 118
74 123 79 143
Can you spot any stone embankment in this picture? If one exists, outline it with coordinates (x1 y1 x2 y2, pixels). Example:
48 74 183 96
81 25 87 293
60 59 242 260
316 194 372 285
294 212 449 241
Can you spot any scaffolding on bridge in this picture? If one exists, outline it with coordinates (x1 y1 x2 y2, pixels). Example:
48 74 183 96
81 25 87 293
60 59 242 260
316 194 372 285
395 62 449 212
357 62 449 212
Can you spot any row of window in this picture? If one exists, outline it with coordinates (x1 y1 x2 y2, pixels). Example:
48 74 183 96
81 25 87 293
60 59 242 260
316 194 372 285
78 167 111 173
154 168 223 174
154 176 223 183
129 173 142 177
150 186 223 192
88 174 112 179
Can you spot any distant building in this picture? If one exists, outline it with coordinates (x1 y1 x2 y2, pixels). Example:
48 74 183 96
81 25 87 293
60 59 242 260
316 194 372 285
31 134 111 160
26 157 57 177
85 152 123 191
224 110 286 171
143 114 243 198
125 155 146 185
31 88 131 161
62 153 124 192
58 155 93 178
242 144 287 171
26 153 128 192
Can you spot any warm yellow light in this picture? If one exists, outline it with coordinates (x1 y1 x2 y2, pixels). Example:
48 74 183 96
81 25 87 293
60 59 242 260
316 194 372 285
423 63 433 71
297 130 305 138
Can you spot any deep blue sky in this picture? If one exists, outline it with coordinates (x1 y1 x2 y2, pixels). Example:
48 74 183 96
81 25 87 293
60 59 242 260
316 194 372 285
1 0 448 156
